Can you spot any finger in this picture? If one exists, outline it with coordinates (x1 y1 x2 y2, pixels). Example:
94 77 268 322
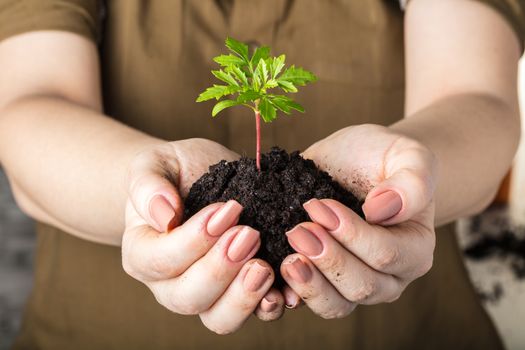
303 198 435 280
362 138 437 225
122 200 243 281
127 145 183 232
286 222 403 304
283 285 303 309
254 288 285 321
200 259 274 334
281 254 356 319
152 226 261 315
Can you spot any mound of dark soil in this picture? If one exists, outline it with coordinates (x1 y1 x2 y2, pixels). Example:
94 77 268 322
184 147 363 286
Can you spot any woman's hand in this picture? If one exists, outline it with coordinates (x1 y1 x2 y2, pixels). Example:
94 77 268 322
122 138 284 334
280 124 437 318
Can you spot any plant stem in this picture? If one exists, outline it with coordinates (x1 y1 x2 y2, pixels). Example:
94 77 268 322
255 110 261 171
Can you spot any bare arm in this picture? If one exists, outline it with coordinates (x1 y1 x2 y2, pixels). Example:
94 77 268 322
392 0 521 225
0 31 163 245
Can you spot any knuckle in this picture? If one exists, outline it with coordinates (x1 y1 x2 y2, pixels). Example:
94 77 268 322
121 256 138 279
385 291 403 303
153 284 204 315
370 247 399 271
163 294 202 315
347 279 377 303
319 250 347 274
320 305 354 320
338 215 360 246
148 254 173 279
200 316 237 335
415 256 433 277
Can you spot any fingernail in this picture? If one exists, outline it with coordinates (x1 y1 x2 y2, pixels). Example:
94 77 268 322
260 296 278 312
284 288 301 309
285 257 312 284
243 261 271 292
149 195 177 232
362 190 402 224
286 225 323 257
227 227 260 262
207 200 243 236
303 199 339 231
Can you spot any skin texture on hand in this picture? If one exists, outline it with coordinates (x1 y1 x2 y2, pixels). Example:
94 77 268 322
123 138 286 333
277 0 521 319
275 125 436 318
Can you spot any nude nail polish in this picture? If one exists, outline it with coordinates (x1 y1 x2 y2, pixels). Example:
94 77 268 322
286 225 323 257
285 257 312 284
149 195 177 232
362 190 402 224
243 262 270 292
207 200 243 236
260 296 278 312
227 227 260 262
303 199 339 231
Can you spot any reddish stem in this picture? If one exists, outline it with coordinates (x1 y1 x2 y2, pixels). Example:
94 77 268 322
255 110 261 171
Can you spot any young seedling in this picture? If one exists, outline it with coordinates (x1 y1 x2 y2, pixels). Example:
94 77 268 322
196 37 317 170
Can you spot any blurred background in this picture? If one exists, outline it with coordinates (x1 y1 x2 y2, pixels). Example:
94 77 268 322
1 65 525 350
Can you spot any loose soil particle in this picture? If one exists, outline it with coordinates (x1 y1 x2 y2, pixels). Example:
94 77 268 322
184 147 363 286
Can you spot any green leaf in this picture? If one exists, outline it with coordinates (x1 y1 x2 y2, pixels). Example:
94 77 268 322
269 95 305 114
277 80 298 93
196 84 240 102
237 90 261 103
253 71 262 91
225 37 249 61
196 85 229 102
231 66 249 86
212 70 239 86
265 79 278 89
212 100 242 117
258 97 277 122
271 54 286 79
278 65 317 85
251 46 270 66
256 59 269 84
213 54 246 67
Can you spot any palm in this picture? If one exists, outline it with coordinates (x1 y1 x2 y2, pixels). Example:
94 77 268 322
302 124 436 231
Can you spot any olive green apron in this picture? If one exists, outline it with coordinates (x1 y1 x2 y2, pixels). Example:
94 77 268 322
12 1 504 349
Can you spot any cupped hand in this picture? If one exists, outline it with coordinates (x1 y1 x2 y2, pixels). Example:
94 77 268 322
122 138 285 334
280 124 437 318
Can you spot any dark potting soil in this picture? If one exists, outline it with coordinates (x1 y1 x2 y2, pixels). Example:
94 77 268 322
464 229 525 280
184 147 364 286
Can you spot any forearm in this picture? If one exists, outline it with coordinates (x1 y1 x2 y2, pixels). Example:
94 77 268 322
0 95 163 245
390 93 520 226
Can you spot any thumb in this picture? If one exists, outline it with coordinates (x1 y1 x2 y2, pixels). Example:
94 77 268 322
127 146 183 232
362 139 437 225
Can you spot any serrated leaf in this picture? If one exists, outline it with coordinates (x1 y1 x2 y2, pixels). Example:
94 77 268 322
212 100 242 117
256 59 269 84
196 84 240 102
237 90 261 103
258 97 277 122
277 80 298 93
251 46 270 66
278 65 317 85
253 71 262 91
212 99 241 116
269 95 305 114
213 54 246 67
196 85 228 102
265 79 278 89
272 54 286 79
225 37 249 61
231 66 249 86
212 70 239 86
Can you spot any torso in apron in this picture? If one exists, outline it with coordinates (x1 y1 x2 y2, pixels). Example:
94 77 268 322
14 1 503 349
